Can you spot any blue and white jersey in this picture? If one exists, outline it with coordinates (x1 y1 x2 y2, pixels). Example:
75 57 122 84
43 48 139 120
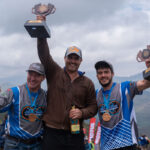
97 81 142 150
0 83 46 140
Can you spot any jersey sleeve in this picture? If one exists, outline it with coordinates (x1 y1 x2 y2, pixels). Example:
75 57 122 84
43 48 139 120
127 81 142 99
0 89 14 112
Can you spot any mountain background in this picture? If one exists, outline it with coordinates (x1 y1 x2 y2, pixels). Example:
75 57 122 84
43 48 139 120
0 71 149 137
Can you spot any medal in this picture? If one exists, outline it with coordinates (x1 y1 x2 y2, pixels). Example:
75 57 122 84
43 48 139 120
101 83 116 122
102 112 111 121
29 113 37 122
26 84 39 122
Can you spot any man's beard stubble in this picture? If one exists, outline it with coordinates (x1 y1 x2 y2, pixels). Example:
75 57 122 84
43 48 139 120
99 77 113 88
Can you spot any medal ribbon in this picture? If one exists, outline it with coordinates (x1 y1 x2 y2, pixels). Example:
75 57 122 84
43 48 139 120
102 83 116 111
26 84 39 112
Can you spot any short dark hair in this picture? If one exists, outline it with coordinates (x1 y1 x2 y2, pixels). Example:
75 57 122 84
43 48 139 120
95 60 114 73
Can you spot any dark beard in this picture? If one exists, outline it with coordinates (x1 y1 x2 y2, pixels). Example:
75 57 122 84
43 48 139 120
99 77 112 87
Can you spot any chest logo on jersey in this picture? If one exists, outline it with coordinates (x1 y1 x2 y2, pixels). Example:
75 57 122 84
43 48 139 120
21 105 45 122
98 100 120 116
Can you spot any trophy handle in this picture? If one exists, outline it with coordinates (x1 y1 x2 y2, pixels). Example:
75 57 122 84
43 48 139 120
32 8 36 14
49 6 56 14
136 50 144 62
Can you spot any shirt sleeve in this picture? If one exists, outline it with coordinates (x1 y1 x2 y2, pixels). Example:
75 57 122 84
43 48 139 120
127 81 142 99
80 80 98 119
0 89 14 112
37 38 61 83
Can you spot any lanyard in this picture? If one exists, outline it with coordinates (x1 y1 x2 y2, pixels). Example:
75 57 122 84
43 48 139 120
102 83 116 110
26 84 39 107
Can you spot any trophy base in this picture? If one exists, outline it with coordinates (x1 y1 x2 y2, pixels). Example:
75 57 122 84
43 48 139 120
24 20 50 38
143 68 150 80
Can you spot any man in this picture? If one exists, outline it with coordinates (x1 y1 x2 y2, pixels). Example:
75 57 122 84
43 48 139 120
145 58 150 68
95 60 150 150
37 38 97 150
0 62 46 150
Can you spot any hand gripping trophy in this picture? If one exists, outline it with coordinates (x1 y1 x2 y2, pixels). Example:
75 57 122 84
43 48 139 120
136 45 150 80
24 3 56 38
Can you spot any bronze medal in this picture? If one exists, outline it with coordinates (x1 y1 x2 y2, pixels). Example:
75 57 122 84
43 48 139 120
102 112 111 121
29 114 37 122
102 83 116 122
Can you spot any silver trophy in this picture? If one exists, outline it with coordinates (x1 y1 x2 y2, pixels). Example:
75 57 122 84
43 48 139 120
24 3 56 38
136 45 150 62
136 45 150 80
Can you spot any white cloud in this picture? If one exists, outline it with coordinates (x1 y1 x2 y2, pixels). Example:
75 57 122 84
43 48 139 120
0 0 150 81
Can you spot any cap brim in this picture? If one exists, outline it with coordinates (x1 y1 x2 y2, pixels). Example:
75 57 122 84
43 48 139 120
26 69 45 75
66 52 81 58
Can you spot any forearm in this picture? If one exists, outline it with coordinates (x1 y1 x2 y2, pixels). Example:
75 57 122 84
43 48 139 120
81 104 98 119
80 82 98 119
37 38 60 80
37 38 51 66
137 79 150 91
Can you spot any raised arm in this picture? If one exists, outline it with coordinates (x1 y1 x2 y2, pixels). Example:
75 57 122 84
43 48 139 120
137 57 150 91
137 79 150 92
37 38 60 81
37 38 51 65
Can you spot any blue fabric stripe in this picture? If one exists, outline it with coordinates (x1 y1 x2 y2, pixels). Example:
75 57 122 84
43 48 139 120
121 82 130 121
0 103 12 113
101 119 133 150
96 89 99 98
127 85 134 115
9 87 20 137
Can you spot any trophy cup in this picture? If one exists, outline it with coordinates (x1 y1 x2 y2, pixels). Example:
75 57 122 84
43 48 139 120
136 45 150 80
24 3 56 38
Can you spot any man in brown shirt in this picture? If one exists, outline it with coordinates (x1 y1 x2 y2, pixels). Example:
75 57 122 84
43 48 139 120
37 38 97 150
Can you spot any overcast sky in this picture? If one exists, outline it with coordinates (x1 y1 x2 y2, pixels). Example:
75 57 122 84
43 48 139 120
0 0 150 83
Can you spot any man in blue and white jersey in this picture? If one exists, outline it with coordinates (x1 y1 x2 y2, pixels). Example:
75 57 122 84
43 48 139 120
0 62 46 150
94 60 150 150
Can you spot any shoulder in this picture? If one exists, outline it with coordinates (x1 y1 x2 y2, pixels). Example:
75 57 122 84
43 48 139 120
40 88 47 95
121 81 136 86
82 75 94 85
9 86 20 94
15 84 27 94
82 76 96 92
121 81 137 89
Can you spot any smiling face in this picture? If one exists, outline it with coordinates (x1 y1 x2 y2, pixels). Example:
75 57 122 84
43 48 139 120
64 54 82 73
27 71 45 92
145 59 150 68
96 68 114 88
